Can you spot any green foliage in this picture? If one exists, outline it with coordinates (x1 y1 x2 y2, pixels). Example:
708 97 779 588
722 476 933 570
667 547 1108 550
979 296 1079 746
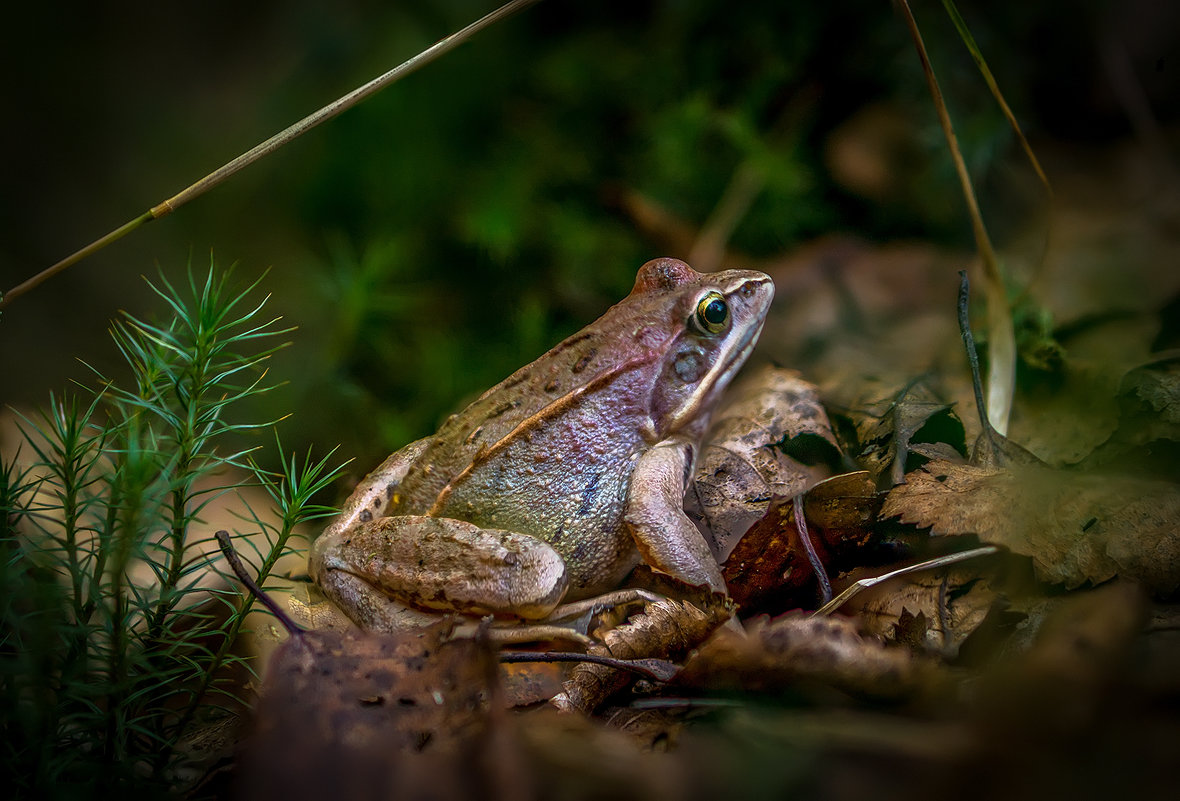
0 262 344 797
271 1 1027 463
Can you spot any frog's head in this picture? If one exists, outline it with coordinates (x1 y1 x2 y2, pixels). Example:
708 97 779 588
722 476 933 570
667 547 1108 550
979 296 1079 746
630 258 774 441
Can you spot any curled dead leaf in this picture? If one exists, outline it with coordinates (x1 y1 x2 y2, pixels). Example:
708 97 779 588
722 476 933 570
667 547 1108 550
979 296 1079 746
552 597 732 715
687 366 839 559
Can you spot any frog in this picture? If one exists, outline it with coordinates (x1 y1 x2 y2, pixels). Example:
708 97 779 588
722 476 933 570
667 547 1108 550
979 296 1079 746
309 257 774 635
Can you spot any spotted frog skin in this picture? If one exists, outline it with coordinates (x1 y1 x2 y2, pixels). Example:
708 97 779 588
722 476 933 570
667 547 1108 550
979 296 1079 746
310 258 774 631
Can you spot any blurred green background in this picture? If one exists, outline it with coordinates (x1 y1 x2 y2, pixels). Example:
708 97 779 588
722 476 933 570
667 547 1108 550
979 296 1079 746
1 0 1175 476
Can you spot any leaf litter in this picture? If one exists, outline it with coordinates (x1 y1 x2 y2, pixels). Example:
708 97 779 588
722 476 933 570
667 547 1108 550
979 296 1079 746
222 98 1180 801
883 459 1180 595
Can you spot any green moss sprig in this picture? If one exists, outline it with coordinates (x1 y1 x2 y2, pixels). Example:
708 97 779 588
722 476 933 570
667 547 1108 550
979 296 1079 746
1 261 344 797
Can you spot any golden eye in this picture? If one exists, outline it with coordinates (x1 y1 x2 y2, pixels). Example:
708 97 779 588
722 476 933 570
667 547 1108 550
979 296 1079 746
695 292 729 334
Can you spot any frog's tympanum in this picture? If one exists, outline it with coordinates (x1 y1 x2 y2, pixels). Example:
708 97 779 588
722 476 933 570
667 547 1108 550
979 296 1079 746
310 258 774 632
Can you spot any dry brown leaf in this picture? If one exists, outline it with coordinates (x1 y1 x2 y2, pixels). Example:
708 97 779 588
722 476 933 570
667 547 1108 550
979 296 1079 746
802 470 882 539
1087 354 1180 476
848 380 967 486
1121 356 1180 429
883 459 1180 595
846 567 997 657
674 612 937 701
688 365 839 559
236 622 518 801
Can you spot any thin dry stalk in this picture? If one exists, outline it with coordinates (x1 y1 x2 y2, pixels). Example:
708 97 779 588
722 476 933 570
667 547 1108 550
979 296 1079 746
0 0 543 310
896 0 1016 435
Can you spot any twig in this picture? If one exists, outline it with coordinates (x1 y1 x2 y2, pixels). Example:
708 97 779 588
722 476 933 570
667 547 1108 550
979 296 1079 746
498 650 681 682
811 546 999 617
958 270 1041 466
939 0 1052 197
794 492 833 605
957 270 992 439
0 0 543 310
896 0 1015 436
215 530 304 636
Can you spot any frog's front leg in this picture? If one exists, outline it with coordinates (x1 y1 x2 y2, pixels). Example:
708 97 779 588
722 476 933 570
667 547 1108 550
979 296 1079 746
623 440 728 594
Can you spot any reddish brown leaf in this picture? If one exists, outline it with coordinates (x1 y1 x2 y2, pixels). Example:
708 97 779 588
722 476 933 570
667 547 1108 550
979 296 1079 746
722 498 816 610
722 472 881 613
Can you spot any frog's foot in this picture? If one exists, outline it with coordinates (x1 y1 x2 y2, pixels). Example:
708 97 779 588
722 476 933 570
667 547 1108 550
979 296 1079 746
547 588 664 622
448 621 594 648
311 564 444 632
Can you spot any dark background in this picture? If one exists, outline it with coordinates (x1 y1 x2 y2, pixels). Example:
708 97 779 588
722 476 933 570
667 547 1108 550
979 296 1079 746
2 0 1175 472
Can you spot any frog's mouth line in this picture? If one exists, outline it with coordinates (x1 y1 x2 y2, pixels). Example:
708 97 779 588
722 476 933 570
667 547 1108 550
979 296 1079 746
664 311 768 437
717 315 767 386
712 274 774 386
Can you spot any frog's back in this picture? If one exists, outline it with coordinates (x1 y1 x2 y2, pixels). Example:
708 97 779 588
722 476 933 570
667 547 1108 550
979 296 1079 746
389 258 774 594
389 306 666 592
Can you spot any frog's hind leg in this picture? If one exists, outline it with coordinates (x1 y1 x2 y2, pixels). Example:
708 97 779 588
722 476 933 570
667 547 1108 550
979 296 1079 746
310 514 570 623
312 565 443 632
312 566 594 646
322 436 433 542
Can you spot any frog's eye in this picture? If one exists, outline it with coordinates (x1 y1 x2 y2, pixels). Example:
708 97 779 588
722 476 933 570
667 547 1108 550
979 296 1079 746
694 292 729 334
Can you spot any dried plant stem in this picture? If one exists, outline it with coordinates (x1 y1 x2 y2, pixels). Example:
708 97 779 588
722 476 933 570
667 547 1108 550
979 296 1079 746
0 0 542 310
812 546 999 617
216 530 304 636
794 492 833 605
896 0 1015 436
939 0 1052 197
2 213 154 309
